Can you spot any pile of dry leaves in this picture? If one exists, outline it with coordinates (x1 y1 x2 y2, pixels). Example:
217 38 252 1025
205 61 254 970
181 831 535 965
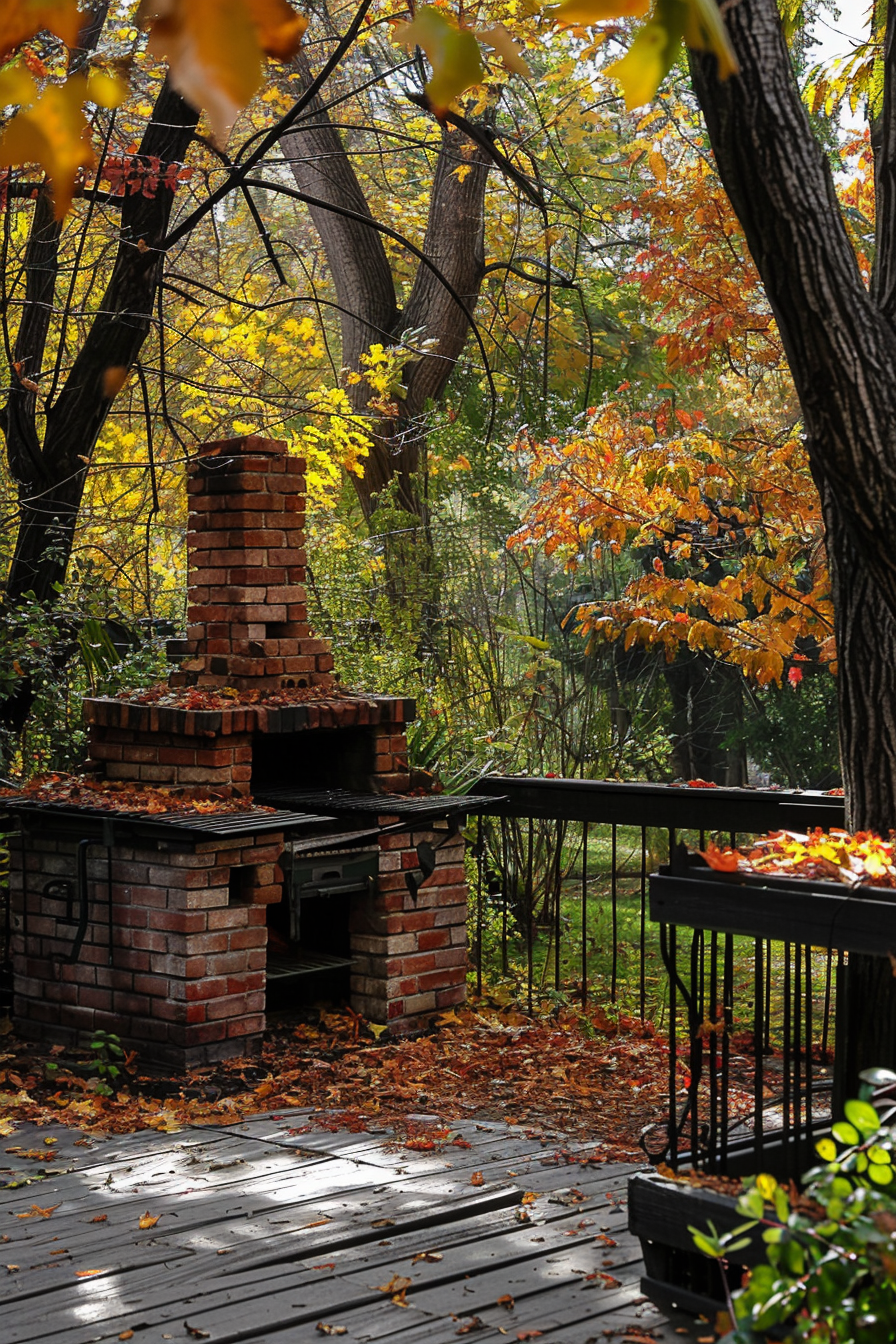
0 775 272 815
0 1003 693 1156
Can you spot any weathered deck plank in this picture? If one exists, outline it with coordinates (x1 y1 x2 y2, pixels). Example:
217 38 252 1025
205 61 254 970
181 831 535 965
1 1111 695 1343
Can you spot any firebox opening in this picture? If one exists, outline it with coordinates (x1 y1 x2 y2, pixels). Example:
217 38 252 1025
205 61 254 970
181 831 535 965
251 727 376 793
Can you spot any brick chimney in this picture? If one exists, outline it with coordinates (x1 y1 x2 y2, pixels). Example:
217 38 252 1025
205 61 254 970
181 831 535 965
169 435 335 692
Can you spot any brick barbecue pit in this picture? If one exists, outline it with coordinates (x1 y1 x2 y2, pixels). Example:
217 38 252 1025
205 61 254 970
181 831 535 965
7 436 483 1068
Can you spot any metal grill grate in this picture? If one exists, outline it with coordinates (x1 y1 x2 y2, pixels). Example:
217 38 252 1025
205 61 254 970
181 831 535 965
253 787 500 823
1 798 334 841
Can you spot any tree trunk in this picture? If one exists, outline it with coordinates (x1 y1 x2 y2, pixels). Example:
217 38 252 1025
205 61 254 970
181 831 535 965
665 652 746 785
0 80 198 740
281 53 491 524
688 0 896 1095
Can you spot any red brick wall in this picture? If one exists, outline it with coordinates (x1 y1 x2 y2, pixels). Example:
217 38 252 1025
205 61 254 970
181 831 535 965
9 830 284 1068
349 829 467 1032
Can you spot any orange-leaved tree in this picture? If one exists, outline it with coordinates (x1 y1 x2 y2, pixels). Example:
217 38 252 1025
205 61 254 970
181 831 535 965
510 399 832 688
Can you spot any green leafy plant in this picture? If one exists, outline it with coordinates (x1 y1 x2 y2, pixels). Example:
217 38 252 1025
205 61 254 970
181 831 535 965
87 1029 125 1098
692 1071 896 1342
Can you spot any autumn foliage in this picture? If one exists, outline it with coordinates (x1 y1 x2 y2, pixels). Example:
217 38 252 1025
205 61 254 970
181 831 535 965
511 401 833 685
703 828 896 888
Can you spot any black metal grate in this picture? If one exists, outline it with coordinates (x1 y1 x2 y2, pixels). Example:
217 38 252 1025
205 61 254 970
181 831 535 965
1 798 334 841
253 787 500 823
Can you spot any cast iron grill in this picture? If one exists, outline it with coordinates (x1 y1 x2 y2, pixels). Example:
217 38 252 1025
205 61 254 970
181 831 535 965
252 787 498 824
0 798 335 842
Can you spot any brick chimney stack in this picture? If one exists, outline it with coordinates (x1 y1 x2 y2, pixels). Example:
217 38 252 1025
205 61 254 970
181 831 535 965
169 435 335 692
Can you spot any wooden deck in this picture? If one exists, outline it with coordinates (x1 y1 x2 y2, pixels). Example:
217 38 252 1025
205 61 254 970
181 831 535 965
1 1111 695 1343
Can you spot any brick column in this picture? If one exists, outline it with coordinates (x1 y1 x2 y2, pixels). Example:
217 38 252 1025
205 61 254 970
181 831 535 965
171 434 335 692
349 829 468 1032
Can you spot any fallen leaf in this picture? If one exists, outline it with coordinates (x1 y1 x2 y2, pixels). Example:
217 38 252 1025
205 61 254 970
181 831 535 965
184 1325 210 1339
497 1294 515 1309
392 1287 409 1308
371 1218 394 1228
17 1202 60 1218
0 1118 13 1136
456 1319 485 1335
516 1334 543 1341
6 1265 19 1273
90 1215 107 1223
120 1333 135 1341
412 1251 442 1264
520 1192 537 1205
316 1326 347 1337
302 1218 331 1229
375 1274 412 1294
470 1171 484 1186
138 1212 160 1230
313 1263 335 1271
75 1269 108 1278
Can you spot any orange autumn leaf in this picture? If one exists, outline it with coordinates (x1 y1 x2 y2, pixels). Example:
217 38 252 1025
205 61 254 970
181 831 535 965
699 844 740 873
138 1212 160 1229
0 2 82 61
17 1203 60 1218
138 0 307 145
470 1171 484 1186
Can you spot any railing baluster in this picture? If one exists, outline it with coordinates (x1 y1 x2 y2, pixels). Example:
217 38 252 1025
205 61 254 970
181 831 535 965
581 823 588 1008
805 943 813 1154
526 817 534 1015
640 824 647 1021
611 825 618 1004
754 936 764 1168
476 813 484 998
783 942 792 1157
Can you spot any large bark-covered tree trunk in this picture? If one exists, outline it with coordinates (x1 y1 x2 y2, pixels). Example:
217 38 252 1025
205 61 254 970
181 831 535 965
688 0 896 1093
281 50 491 523
0 79 198 739
1 80 198 605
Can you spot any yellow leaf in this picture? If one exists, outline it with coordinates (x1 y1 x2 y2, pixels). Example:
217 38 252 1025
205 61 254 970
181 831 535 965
479 24 531 77
551 0 650 23
17 1203 60 1218
0 2 82 60
605 20 677 110
682 0 739 80
0 75 92 217
74 1268 108 1277
138 1212 160 1229
394 7 483 116
87 71 128 109
367 1022 389 1040
648 149 667 185
0 65 36 108
0 1118 14 1136
138 0 307 145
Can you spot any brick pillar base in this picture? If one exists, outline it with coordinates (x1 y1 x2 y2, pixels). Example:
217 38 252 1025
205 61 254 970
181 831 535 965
9 830 284 1069
349 828 467 1032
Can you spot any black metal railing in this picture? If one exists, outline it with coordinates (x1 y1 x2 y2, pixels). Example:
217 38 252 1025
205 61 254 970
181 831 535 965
469 776 847 1176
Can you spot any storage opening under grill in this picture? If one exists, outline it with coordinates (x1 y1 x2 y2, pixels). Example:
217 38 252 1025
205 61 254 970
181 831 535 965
265 840 380 1004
